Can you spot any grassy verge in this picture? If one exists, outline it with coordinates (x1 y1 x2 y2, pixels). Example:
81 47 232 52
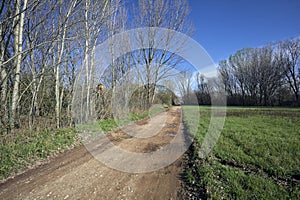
78 104 168 133
0 105 168 181
0 128 80 180
183 106 300 199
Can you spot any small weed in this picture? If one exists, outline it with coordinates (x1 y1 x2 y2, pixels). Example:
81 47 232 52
99 118 118 132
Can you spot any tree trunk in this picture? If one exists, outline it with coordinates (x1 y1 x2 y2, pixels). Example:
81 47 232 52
54 0 77 128
0 60 8 133
0 20 8 133
84 0 90 121
11 0 28 130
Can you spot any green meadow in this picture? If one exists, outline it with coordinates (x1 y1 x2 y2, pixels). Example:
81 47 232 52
183 106 300 199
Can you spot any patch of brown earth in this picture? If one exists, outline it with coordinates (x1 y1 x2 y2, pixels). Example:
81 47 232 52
0 106 187 200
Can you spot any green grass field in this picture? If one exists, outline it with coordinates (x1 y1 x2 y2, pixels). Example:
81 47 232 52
183 106 300 199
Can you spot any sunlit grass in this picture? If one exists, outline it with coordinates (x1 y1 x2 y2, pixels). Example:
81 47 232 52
77 104 168 133
0 128 79 180
183 106 300 199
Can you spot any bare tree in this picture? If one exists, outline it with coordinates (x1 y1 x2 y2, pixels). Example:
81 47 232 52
256 46 284 105
0 0 16 132
22 1 57 129
1 0 129 131
277 39 300 104
196 73 211 105
228 49 251 105
177 71 195 104
1 0 53 132
218 44 289 106
81 0 112 120
218 60 235 96
9 0 28 130
133 0 192 108
51 0 79 128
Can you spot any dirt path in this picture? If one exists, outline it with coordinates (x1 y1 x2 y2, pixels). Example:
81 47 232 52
0 106 187 200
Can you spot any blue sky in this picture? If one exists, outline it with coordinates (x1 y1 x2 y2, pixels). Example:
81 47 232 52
188 0 300 63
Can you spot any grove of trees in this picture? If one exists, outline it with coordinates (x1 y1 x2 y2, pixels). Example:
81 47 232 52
1 0 299 135
218 38 300 106
179 38 300 107
0 0 191 134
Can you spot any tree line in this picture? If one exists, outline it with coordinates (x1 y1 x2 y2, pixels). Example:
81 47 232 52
0 0 191 134
181 38 300 107
219 38 300 106
2 0 298 135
